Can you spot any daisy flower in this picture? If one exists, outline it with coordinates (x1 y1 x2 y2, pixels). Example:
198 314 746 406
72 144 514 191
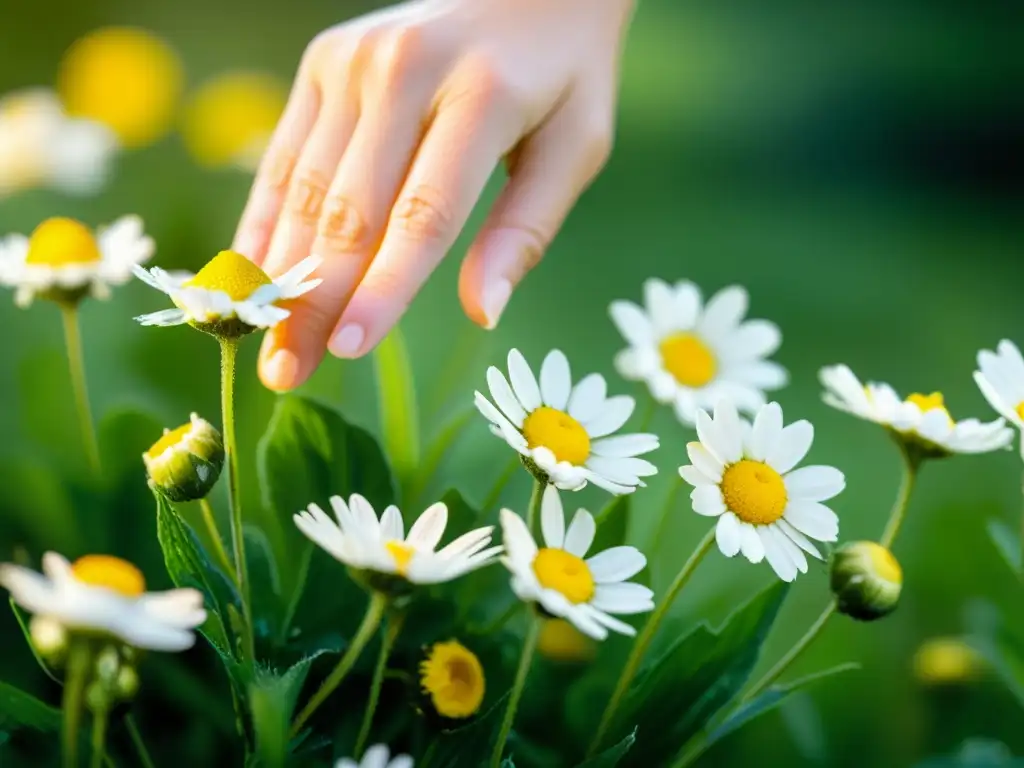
336 746 412 768
974 339 1024 456
132 249 321 333
420 639 485 719
293 494 501 588
475 349 658 494
679 400 844 582
821 364 1012 457
610 279 787 424
0 88 117 198
0 552 205 651
0 215 153 307
499 486 654 640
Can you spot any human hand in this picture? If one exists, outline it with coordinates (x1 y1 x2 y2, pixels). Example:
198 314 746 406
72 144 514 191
233 0 635 391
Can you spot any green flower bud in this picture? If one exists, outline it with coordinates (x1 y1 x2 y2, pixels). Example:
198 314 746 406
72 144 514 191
29 616 67 662
143 413 224 501
830 541 902 621
95 647 120 684
115 666 140 701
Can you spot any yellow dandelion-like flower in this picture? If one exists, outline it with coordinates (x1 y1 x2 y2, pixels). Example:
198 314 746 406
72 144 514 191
913 637 983 686
58 27 183 148
420 640 485 719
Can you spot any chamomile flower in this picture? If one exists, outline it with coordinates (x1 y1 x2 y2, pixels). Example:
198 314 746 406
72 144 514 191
475 349 658 494
679 401 844 582
974 339 1024 456
420 640 485 719
143 413 224 501
821 364 1013 458
0 552 205 652
335 746 412 768
499 486 654 640
610 280 787 424
293 494 501 590
0 216 153 307
132 249 321 336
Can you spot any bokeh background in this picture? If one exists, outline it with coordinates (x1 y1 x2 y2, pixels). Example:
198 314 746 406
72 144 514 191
2 0 1024 765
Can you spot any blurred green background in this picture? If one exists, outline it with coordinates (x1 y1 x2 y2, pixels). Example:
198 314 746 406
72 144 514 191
2 0 1024 765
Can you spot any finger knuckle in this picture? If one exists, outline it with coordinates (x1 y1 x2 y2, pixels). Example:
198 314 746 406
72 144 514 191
317 194 370 252
258 147 299 194
390 184 453 243
448 53 520 115
302 31 337 73
373 25 429 86
286 169 331 225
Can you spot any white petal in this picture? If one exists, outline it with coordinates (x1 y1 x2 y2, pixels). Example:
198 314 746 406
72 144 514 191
673 281 702 329
539 350 572 410
644 278 677 334
540 485 565 549
563 508 596 557
698 285 748 340
691 485 726 517
406 502 447 550
361 744 390 768
135 308 187 326
487 368 527 427
748 402 783 462
686 441 724 482
591 582 655 614
586 547 646 583
591 433 659 458
776 518 823 560
773 524 808 574
783 500 839 542
679 464 715 487
722 320 781 361
579 604 638 636
711 399 744 463
739 522 765 563
583 396 634 438
507 349 541 412
567 373 607 422
766 420 814 474
716 511 742 557
380 505 404 541
731 361 788 390
758 525 797 582
349 495 381 539
0 565 56 614
500 509 538 563
609 300 654 346
784 466 845 502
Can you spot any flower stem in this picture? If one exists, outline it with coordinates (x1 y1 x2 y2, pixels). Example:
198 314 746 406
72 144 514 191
62 642 91 768
89 707 108 768
61 304 101 476
589 526 716 757
481 455 520 516
125 714 155 768
636 396 656 432
525 478 545 536
290 592 388 737
879 448 920 548
219 338 253 660
490 612 541 767
198 498 235 580
354 610 405 757
471 601 522 636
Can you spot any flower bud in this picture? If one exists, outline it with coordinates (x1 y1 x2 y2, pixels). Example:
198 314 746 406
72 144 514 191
830 541 902 621
94 646 120 684
143 413 224 501
115 665 140 701
537 618 596 664
29 615 67 661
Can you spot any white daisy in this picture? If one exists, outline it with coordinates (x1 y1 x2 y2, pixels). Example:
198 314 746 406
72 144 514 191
975 339 1024 457
0 88 118 198
0 215 153 307
293 494 501 586
821 364 1013 457
679 400 845 583
499 486 654 640
0 552 205 652
335 745 412 768
475 349 658 494
610 279 787 424
132 249 321 330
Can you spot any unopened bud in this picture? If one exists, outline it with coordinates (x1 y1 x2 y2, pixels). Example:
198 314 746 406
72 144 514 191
830 541 902 621
29 616 67 660
143 413 224 501
95 647 120 684
115 666 140 701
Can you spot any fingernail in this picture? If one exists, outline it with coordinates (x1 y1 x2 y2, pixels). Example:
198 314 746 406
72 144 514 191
482 279 512 330
262 348 300 391
330 324 366 358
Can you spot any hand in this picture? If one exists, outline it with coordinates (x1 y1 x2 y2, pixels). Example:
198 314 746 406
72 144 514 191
234 0 635 391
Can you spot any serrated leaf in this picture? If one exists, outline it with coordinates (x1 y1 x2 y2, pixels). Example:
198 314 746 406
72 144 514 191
374 326 420 499
0 681 60 732
426 692 511 768
576 728 637 767
987 519 1022 577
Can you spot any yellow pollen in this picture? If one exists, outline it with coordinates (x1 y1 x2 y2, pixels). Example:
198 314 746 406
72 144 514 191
186 250 272 301
721 460 788 525
25 218 101 266
659 333 717 388
533 548 595 604
864 542 902 584
1015 402 1024 422
145 423 192 459
522 407 591 465
419 640 485 719
385 541 415 576
71 555 145 597
907 392 945 413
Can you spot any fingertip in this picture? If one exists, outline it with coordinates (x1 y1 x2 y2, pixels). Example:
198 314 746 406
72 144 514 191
258 329 305 392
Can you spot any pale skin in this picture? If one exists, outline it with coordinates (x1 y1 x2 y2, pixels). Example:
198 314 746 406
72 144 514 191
234 0 637 391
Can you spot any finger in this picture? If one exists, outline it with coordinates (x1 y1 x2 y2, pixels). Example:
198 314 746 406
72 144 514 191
326 66 520 359
459 93 613 329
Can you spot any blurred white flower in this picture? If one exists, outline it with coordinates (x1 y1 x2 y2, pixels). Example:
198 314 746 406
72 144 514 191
974 339 1024 457
335 745 412 768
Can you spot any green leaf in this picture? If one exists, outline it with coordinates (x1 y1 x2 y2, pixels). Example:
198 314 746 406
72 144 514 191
987 519 1021 577
249 651 331 768
613 582 790 765
426 692 511 768
971 618 1024 709
407 405 474 506
374 326 420 498
0 680 60 732
245 525 284 645
0 459 81 554
576 728 637 767
154 491 238 656
9 600 60 685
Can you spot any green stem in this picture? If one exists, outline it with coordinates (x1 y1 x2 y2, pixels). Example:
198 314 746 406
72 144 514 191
290 592 388 736
219 338 253 661
61 304 101 475
589 526 716 757
62 642 91 768
354 611 405 757
471 601 522 636
408 409 473 506
199 498 235 580
125 714 156 768
89 708 108 768
525 478 545 536
879 448 920 548
481 455 520 516
490 613 541 767
636 396 656 433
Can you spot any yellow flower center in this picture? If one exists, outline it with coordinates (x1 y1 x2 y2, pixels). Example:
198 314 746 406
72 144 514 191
533 548 595 604
186 250 272 301
864 542 903 584
1015 402 1024 421
537 618 595 663
58 27 183 148
906 392 953 423
385 541 415 576
419 640 485 719
659 332 717 388
25 218 101 266
721 459 788 525
145 423 192 460
522 406 591 465
71 555 145 597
